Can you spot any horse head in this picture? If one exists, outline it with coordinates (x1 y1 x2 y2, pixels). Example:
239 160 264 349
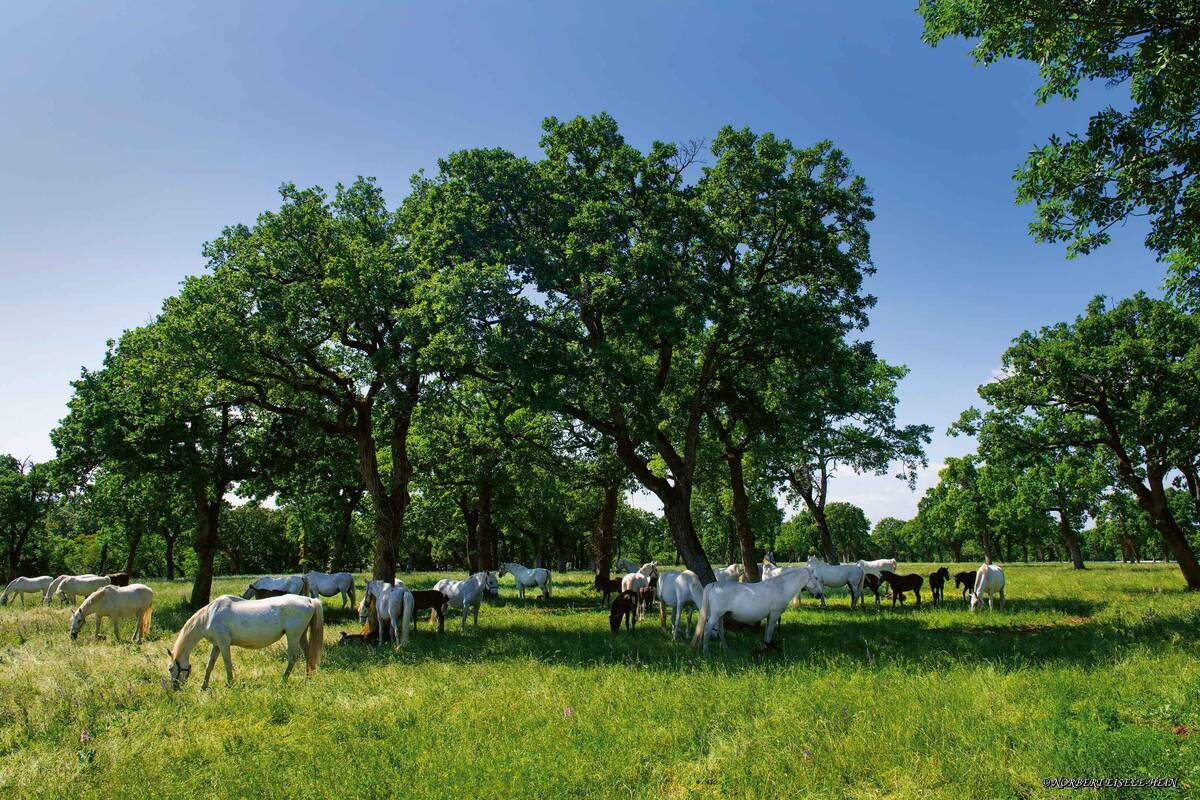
482 572 500 597
68 607 85 640
498 564 510 578
166 648 191 690
803 570 825 598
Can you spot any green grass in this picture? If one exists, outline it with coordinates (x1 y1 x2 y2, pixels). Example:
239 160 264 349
0 563 1197 799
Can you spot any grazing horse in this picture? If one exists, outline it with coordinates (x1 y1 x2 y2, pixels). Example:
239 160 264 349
806 557 865 609
970 564 1006 612
610 590 639 634
166 594 323 690
856 558 897 579
359 580 414 647
693 567 823 654
615 558 639 574
103 572 131 587
0 575 53 606
879 571 924 607
861 573 881 607
69 584 154 642
620 562 659 616
954 571 977 603
55 574 111 605
243 574 308 599
43 575 73 604
498 562 552 600
411 590 449 633
656 570 703 641
433 571 498 631
715 564 745 583
638 574 657 610
928 567 951 605
305 571 357 608
593 573 623 606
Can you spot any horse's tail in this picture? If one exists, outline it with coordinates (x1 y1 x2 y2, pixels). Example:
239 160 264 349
691 585 711 648
400 590 414 647
138 604 153 640
305 599 324 672
348 579 356 609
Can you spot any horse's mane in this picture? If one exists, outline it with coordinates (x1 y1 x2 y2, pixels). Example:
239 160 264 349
170 602 211 661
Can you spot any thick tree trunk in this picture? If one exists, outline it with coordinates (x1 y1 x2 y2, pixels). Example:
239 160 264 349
810 504 838 564
661 491 715 584
476 478 496 571
189 500 221 608
1146 502 1200 588
591 484 618 577
459 494 480 573
124 527 143 575
725 452 761 582
1057 511 1086 569
355 407 413 584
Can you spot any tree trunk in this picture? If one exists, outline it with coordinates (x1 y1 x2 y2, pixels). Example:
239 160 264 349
459 493 480 573
1146 499 1200 588
189 500 221 608
661 491 716 584
355 407 412 584
810 503 838 564
591 484 618 577
163 525 178 580
476 478 496 571
1057 511 1086 569
949 540 962 562
124 527 143 575
331 489 361 571
725 452 760 582
551 527 567 572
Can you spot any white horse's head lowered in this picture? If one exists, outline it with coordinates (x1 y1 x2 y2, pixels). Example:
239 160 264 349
480 571 499 597
68 607 86 640
166 647 192 689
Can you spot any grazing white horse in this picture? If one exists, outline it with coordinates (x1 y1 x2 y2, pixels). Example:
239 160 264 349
615 558 639 574
970 563 1006 612
714 563 745 583
856 558 898 579
243 574 308 598
433 571 498 631
498 562 552 600
69 584 154 642
692 567 824 654
0 575 53 606
44 574 100 604
55 574 111 605
166 593 323 690
806 557 865 609
656 569 704 640
358 579 414 647
305 571 356 608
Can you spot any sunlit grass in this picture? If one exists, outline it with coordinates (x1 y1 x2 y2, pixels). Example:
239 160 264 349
0 563 1197 798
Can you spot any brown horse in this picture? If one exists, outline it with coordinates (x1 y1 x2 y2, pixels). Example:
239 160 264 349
928 567 951 605
879 571 924 607
610 590 639 635
954 571 976 603
104 572 131 587
861 573 882 606
413 589 449 633
244 585 289 600
594 573 622 606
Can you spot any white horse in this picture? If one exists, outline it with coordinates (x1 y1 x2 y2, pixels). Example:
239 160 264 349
856 558 897 579
243 574 308 598
0 575 53 606
433 571 498 631
44 574 99 604
69 584 154 642
358 579 414 647
692 567 824 653
55 574 111 605
970 563 1006 612
620 562 659 613
498 562 552 600
656 569 704 640
166 593 323 690
806 556 865 609
715 563 745 583
305 571 356 608
615 558 639 574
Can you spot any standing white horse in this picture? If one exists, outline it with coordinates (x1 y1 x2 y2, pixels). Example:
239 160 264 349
806 556 866 609
856 558 898 579
621 562 659 614
656 569 704 641
714 564 745 583
692 567 824 653
433 571 498 631
55 574 111 605
0 575 53 606
69 584 154 642
243 574 308 598
498 562 552 600
359 579 414 647
970 563 1006 612
166 593 323 690
305 571 357 608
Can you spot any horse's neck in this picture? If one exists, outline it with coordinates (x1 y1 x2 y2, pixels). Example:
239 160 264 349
171 611 209 666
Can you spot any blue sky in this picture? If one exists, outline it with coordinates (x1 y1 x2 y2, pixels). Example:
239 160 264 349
0 2 1158 522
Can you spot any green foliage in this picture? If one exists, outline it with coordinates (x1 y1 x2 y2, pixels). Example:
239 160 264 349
0 456 57 577
777 501 871 562
920 0 1200 299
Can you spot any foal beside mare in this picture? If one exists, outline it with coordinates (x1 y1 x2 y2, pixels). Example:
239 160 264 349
928 567 951 605
879 570 924 607
953 571 977 604
610 590 639 635
593 573 623 606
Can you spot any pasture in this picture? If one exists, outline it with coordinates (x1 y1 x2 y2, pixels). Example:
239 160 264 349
0 563 1197 799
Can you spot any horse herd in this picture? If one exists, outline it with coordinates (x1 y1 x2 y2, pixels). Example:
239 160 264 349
0 557 1006 688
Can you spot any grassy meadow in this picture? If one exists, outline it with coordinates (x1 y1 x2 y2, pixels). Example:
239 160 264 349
0 563 1197 799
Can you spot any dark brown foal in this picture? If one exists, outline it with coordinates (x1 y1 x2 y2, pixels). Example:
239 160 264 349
954 571 976 603
879 571 924 607
610 590 639 634
413 589 449 633
594 573 623 605
928 567 951 605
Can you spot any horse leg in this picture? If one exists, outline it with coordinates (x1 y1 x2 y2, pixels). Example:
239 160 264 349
202 646 220 690
999 589 1005 609
764 612 780 645
112 617 122 642
284 633 301 680
473 600 480 628
717 616 727 650
916 589 921 607
94 616 104 640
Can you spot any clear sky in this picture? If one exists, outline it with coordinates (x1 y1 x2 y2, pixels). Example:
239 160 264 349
0 2 1158 523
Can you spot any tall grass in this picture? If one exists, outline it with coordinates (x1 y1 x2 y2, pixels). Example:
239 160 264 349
0 563 1196 798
